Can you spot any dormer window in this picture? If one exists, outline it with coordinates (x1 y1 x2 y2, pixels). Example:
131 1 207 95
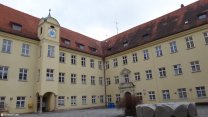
123 40 129 47
50 25 55 28
142 33 150 39
90 47 97 53
184 20 189 24
78 44 84 50
63 40 70 45
198 13 207 20
11 22 22 31
107 48 112 51
162 22 167 26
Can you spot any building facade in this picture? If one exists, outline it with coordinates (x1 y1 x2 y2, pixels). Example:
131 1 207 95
0 0 208 114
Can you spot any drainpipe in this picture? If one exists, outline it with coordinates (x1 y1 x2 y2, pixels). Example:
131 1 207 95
103 57 107 107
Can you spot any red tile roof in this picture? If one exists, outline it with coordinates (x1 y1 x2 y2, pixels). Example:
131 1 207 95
0 0 208 57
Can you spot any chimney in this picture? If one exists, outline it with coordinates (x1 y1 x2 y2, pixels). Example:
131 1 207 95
181 4 184 8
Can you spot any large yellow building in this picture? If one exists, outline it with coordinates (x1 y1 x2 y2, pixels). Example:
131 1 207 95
0 0 208 114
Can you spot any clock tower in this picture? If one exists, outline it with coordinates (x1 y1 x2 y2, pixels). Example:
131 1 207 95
36 11 60 112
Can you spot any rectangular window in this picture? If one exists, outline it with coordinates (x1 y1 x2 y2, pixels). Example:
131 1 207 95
59 52 65 63
146 70 152 80
46 69 54 80
123 56 128 65
196 86 206 98
162 90 170 100
134 72 140 81
59 72 65 83
98 61 102 70
136 92 143 101
91 76 95 85
81 75 86 84
99 77 103 85
81 57 86 67
203 32 208 44
92 95 96 104
100 95 104 103
71 55 76 64
16 96 25 108
113 58 118 67
159 67 166 77
132 53 138 63
124 74 129 83
185 36 195 49
148 91 156 100
115 76 119 84
71 96 76 105
19 68 28 81
12 23 22 31
0 97 5 109
21 44 30 56
190 61 201 72
90 59 94 68
58 96 65 106
170 41 177 53
178 88 187 99
105 61 109 69
82 96 87 105
2 39 12 53
0 66 8 80
107 95 112 103
116 94 120 103
155 46 163 57
106 78 111 85
48 45 55 57
71 74 76 84
173 64 183 75
143 49 149 60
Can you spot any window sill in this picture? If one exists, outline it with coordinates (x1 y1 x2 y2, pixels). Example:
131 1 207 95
71 104 77 106
46 79 54 81
59 62 65 64
0 79 8 81
192 70 201 73
71 63 76 65
146 78 153 80
18 80 28 82
1 51 11 54
156 55 163 58
143 59 149 61
197 96 207 99
21 54 30 57
47 56 55 58
170 51 178 54
59 82 65 84
82 83 87 85
16 107 25 109
58 105 65 107
175 73 183 76
186 47 195 50
205 43 208 45
82 104 87 105
132 61 138 63
159 76 167 78
71 83 76 84
149 100 156 101
135 80 141 82
91 84 96 85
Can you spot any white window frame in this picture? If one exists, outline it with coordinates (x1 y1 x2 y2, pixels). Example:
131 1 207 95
59 72 65 83
2 39 12 53
58 96 65 106
132 53 138 63
47 45 55 57
71 74 76 84
92 95 96 104
0 97 5 109
71 55 76 64
136 92 143 101
115 76 119 84
81 75 86 84
190 61 201 72
98 61 103 70
155 46 163 57
113 58 118 67
99 77 103 85
203 32 208 44
116 94 120 103
16 96 25 108
159 67 166 77
169 41 177 53
90 59 94 68
0 66 8 80
105 61 109 69
178 88 187 99
21 44 30 56
196 86 206 98
100 95 104 103
19 68 28 81
46 69 54 80
124 74 129 83
185 36 195 49
106 78 110 85
123 56 128 65
135 72 140 81
82 96 87 105
162 90 170 100
173 64 183 75
81 57 86 67
107 95 112 103
148 91 156 100
146 70 152 80
143 49 149 60
91 76 95 85
71 96 76 105
59 52 65 63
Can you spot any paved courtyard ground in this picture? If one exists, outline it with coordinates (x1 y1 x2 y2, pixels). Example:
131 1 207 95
4 105 208 117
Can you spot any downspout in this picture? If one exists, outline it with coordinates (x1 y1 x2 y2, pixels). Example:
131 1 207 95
103 57 107 107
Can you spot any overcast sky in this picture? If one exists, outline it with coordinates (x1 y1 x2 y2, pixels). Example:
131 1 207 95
1 0 197 41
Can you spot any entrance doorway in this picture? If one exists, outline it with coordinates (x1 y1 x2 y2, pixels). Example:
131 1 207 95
37 92 56 112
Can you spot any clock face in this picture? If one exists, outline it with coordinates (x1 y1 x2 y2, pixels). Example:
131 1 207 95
48 28 56 38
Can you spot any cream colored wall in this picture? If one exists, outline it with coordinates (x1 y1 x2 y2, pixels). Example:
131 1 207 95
105 24 208 104
0 32 39 113
58 48 105 109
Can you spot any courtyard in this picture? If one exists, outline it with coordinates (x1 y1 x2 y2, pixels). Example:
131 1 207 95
5 105 207 117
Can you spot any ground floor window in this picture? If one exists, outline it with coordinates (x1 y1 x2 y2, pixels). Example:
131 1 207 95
100 95 104 103
58 96 65 106
107 95 112 103
0 97 5 109
178 88 187 99
148 91 156 100
196 86 206 98
92 96 96 104
16 96 25 108
116 94 120 103
162 90 170 100
82 96 87 105
71 96 76 105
